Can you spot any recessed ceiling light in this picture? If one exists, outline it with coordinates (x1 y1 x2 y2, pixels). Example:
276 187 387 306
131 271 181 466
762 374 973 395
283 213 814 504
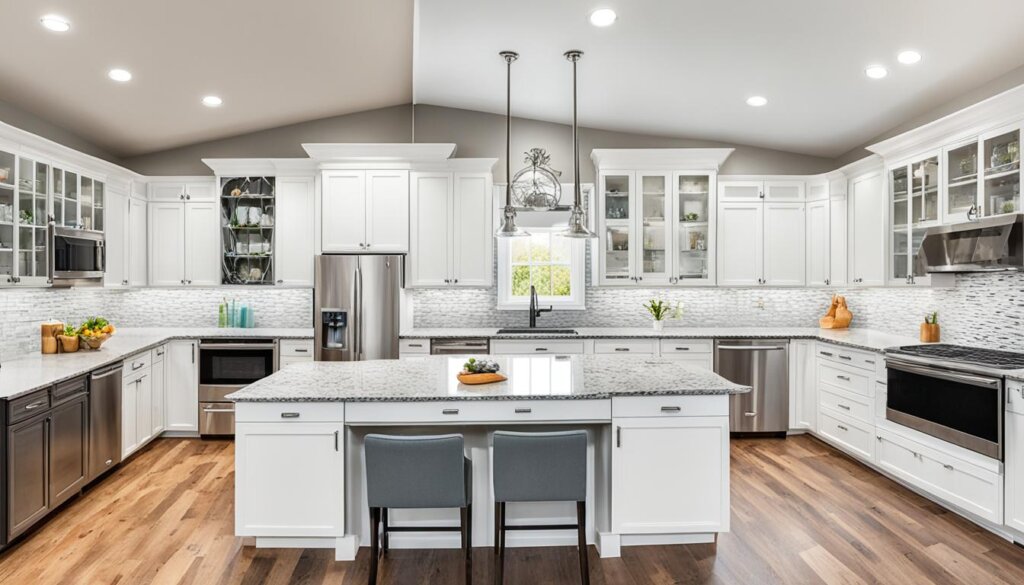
865 65 888 79
108 69 132 82
746 96 768 107
40 14 71 33
202 95 223 107
589 8 617 27
897 50 922 65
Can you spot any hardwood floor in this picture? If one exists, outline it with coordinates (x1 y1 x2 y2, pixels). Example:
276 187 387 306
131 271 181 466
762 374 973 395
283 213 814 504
1 435 1022 584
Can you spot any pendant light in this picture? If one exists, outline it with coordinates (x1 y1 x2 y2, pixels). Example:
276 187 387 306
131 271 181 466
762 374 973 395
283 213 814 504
495 51 530 238
560 50 596 238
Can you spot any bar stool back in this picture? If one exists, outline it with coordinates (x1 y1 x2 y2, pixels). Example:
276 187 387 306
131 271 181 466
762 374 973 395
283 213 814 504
492 430 589 585
364 433 473 585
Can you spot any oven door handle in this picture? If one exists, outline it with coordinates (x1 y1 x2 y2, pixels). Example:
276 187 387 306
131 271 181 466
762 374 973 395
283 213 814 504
198 343 278 350
201 407 236 413
886 359 1001 389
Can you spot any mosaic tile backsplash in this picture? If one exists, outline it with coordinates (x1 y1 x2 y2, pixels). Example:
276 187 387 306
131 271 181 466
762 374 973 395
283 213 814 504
0 287 312 359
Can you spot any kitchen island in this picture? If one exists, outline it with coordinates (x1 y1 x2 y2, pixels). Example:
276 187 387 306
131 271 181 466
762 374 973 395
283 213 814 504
229 355 748 561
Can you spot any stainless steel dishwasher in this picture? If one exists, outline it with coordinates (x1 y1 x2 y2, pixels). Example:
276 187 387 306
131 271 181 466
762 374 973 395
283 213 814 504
88 361 123 481
714 339 789 436
430 338 491 355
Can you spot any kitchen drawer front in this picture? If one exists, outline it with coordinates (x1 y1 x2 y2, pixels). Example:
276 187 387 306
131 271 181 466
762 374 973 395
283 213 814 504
279 356 313 369
816 344 879 372
594 339 658 355
123 351 151 377
818 383 872 425
612 395 729 418
346 399 610 425
658 354 714 370
8 389 51 424
398 339 431 355
818 362 871 396
152 344 168 363
279 338 314 357
659 339 713 355
876 428 1001 523
491 340 585 355
235 402 345 423
817 409 874 461
53 374 88 404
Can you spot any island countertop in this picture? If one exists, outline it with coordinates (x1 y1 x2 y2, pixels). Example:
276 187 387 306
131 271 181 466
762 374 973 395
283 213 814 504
226 355 750 402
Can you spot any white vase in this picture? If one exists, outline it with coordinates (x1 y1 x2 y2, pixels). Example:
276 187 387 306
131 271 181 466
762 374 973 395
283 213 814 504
652 320 664 332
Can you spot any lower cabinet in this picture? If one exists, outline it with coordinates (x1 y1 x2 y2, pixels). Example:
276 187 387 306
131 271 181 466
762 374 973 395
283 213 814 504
235 420 345 537
122 369 153 458
48 395 88 509
788 339 817 431
611 397 729 535
165 340 199 433
1004 383 1024 534
7 414 50 539
152 353 166 435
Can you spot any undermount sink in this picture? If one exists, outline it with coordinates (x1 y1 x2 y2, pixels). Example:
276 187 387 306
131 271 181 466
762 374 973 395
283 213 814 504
496 328 579 335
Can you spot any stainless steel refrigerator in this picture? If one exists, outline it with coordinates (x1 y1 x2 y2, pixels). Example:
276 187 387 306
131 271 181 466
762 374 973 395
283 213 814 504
314 255 402 361
714 339 790 435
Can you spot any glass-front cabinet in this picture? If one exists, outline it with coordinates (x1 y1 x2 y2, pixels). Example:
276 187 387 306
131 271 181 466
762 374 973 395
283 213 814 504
13 155 50 284
52 166 105 232
980 125 1020 216
889 153 940 285
945 139 979 222
0 148 15 281
597 170 715 286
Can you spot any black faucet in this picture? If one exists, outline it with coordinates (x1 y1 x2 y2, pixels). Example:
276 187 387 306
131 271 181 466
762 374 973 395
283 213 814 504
529 285 553 328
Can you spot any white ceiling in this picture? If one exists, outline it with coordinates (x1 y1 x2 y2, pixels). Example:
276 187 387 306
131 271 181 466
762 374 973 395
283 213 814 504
0 0 413 156
415 0 1024 158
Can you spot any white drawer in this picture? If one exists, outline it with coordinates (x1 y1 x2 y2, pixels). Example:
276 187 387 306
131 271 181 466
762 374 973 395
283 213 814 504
1007 381 1024 415
817 409 874 461
816 343 879 372
876 428 1002 523
399 339 431 355
659 339 713 355
818 362 872 396
279 356 313 369
345 399 610 425
123 351 151 377
152 344 167 363
491 339 585 355
612 395 729 418
235 402 345 423
279 338 314 357
593 339 657 355
818 384 872 425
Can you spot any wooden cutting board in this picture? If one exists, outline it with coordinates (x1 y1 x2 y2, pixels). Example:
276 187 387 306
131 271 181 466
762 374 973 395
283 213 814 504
457 373 508 385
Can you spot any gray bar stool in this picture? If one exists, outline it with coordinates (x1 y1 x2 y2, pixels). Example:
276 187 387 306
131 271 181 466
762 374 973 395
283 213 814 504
492 430 589 585
364 433 473 585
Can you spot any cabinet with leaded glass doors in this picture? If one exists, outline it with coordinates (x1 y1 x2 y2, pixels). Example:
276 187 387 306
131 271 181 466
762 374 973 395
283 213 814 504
596 170 715 286
889 152 941 286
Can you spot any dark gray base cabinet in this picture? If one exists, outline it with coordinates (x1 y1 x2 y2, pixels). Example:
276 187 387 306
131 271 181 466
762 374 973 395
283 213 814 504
7 414 49 539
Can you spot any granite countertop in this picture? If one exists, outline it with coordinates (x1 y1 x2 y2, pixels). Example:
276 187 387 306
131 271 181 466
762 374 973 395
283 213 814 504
227 355 749 402
0 327 313 401
400 327 924 353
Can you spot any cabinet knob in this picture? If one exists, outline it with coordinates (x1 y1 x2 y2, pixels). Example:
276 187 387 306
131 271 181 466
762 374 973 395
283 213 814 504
186 194 191 200
453 278 458 284
276 279 283 284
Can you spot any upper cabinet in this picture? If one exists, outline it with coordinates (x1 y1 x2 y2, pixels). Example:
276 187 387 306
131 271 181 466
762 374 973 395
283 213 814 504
274 176 315 286
407 169 493 287
148 199 219 286
980 124 1020 217
888 153 943 286
717 178 805 286
805 181 847 288
848 170 886 287
9 155 50 285
321 170 409 253
148 180 215 202
220 176 276 285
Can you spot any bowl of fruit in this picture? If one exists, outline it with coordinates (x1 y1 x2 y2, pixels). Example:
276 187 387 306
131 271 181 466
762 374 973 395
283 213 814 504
79 317 116 350
457 358 507 385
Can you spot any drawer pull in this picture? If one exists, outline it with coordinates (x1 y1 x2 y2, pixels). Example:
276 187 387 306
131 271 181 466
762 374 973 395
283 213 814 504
660 406 682 412
24 401 47 411
865 359 875 365
837 424 848 431
535 348 548 352
837 403 851 411
820 351 834 357
294 348 309 353
744 411 757 417
514 408 532 414
943 463 954 471
674 347 690 351
838 355 853 361
442 408 460 415
408 343 423 348
280 412 300 419
876 436 882 442
614 348 630 352
132 362 144 371
836 375 851 382
156 349 165 356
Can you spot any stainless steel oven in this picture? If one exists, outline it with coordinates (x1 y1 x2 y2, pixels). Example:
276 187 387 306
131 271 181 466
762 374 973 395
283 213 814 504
50 224 105 285
198 339 278 437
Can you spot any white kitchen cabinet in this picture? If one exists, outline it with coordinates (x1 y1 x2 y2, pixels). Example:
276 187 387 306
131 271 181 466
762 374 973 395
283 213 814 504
235 421 345 537
718 179 805 202
788 339 816 432
763 202 805 286
1006 382 1024 535
165 340 199 433
321 170 409 253
658 339 713 369
611 406 729 534
848 171 886 286
148 201 217 286
274 176 315 286
103 188 128 287
279 338 314 368
407 171 492 287
148 180 215 202
122 366 153 458
152 346 166 435
806 189 847 288
718 179 807 286
128 197 147 286
889 153 941 286
716 201 763 286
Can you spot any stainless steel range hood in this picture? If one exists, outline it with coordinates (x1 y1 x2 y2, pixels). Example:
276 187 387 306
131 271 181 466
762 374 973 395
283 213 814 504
920 213 1023 273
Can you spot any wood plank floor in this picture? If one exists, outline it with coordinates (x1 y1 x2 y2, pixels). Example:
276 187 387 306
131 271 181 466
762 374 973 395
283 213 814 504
1 435 1022 584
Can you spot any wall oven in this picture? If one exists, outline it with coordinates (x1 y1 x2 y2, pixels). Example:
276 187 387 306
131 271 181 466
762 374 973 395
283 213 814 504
886 356 1003 460
50 224 105 285
198 339 278 437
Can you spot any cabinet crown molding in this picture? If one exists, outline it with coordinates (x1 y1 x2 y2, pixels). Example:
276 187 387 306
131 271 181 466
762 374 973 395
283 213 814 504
590 148 734 170
302 143 457 162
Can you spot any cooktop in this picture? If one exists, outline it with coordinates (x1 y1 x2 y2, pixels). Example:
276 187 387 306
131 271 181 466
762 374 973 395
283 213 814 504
887 344 1024 370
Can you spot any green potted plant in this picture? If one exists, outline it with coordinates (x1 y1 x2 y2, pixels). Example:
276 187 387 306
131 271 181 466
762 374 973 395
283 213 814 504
643 298 682 331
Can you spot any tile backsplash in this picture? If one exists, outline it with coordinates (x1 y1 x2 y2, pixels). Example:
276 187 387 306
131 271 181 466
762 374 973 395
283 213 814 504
0 287 312 359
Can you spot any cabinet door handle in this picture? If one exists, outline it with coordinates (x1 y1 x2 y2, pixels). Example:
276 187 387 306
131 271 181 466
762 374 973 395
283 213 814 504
514 408 532 414
442 408 459 415
837 403 851 411
335 430 340 451
744 411 757 417
864 359 875 365
838 355 852 361
943 464 953 471
132 362 144 371
836 375 851 381
616 426 622 448
837 424 848 432
280 412 300 418
660 406 681 413
191 343 195 363
820 351 834 357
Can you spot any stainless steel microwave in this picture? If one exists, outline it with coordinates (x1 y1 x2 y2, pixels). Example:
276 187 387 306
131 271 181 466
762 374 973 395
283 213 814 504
50 224 105 285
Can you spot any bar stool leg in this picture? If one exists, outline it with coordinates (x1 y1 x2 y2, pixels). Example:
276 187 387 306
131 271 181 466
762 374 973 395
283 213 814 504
493 502 501 555
368 507 380 585
462 505 473 584
381 508 389 554
576 501 590 585
494 502 506 585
